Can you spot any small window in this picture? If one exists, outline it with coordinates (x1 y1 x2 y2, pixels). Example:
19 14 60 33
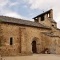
48 14 50 17
10 37 13 45
35 18 38 20
41 16 44 21
52 25 54 27
34 18 39 22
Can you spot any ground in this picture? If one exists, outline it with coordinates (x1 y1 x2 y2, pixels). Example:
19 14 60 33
2 54 60 60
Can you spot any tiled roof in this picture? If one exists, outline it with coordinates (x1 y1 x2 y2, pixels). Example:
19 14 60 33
0 16 51 29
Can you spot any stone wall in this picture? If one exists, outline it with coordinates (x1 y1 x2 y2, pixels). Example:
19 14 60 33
56 37 60 54
0 23 21 56
0 23 52 56
0 22 59 56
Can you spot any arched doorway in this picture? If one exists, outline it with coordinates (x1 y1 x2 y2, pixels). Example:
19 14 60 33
32 41 37 53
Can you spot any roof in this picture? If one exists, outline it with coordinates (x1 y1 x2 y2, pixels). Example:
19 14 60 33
33 9 52 19
0 16 51 29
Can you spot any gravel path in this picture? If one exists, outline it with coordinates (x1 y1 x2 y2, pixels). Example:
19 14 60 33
2 54 60 60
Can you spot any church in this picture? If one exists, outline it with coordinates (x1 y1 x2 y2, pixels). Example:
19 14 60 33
0 9 60 56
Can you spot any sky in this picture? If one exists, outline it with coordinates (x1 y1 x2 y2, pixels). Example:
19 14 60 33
0 0 60 28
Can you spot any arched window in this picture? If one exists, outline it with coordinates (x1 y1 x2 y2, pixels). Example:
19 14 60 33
10 37 13 45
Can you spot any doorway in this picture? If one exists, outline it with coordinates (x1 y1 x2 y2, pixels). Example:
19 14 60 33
32 41 37 53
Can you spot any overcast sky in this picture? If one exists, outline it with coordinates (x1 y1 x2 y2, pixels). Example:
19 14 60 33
0 0 60 28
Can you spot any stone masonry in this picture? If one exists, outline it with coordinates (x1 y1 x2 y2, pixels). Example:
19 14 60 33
0 9 59 56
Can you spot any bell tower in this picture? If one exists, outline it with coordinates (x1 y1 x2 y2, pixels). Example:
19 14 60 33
33 9 57 28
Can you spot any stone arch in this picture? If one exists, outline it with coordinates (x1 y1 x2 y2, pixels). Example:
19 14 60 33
31 37 40 54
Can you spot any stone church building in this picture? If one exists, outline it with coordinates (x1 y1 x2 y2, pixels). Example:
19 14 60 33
0 9 60 56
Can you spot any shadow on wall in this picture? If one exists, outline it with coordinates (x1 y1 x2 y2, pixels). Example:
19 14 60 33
41 48 50 54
